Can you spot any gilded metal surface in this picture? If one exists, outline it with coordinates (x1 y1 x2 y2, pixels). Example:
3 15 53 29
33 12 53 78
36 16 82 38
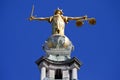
29 8 96 36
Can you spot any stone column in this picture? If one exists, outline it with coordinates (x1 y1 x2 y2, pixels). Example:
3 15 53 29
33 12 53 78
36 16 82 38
62 70 69 80
41 67 46 80
48 69 55 79
72 68 77 80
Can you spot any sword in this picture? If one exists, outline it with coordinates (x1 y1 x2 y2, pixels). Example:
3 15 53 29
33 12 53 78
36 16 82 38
31 5 34 17
29 5 34 21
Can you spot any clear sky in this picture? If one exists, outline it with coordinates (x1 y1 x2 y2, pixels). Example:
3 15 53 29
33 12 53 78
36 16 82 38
0 0 120 80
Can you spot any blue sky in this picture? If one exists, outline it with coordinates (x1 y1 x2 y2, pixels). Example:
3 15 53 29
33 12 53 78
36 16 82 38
0 0 120 80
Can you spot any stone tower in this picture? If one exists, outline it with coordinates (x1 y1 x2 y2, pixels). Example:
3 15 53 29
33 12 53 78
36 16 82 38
29 7 96 80
36 34 82 80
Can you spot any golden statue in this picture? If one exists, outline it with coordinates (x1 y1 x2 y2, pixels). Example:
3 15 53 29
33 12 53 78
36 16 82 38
29 6 96 36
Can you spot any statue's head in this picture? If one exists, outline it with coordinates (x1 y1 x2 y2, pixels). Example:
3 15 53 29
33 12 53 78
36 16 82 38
54 8 63 15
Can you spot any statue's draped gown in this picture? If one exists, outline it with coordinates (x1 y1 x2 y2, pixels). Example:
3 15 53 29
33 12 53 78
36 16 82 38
50 14 66 35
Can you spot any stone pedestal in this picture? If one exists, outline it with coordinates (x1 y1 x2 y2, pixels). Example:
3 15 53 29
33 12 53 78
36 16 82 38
36 57 82 80
36 34 82 80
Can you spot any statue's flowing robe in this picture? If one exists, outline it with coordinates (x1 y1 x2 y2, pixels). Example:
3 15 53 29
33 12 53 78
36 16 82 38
49 14 68 35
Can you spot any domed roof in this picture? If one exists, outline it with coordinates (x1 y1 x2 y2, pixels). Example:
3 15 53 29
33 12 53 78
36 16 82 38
42 34 74 61
43 34 73 49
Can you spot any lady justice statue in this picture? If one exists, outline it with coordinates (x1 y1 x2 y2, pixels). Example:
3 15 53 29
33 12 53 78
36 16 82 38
29 7 96 36
29 6 96 61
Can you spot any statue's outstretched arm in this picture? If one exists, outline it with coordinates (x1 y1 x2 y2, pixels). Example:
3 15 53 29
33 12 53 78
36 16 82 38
67 16 87 21
29 16 49 21
66 15 96 26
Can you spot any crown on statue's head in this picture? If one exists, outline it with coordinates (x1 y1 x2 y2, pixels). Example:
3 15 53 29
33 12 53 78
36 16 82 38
54 8 63 15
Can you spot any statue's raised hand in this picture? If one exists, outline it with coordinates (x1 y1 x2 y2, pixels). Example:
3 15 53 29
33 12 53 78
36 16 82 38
29 16 35 21
82 15 88 20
